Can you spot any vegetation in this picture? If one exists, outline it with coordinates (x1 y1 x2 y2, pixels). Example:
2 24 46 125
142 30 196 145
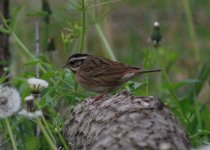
0 0 209 149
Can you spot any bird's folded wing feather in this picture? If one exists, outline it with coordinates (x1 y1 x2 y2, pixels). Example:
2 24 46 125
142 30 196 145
81 57 138 77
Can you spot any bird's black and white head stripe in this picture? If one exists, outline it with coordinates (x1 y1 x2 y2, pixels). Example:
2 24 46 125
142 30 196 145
66 53 89 72
68 53 89 63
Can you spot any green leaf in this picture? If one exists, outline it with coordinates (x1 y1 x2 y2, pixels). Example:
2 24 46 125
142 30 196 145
38 98 47 108
24 136 40 150
0 27 10 34
172 79 201 90
42 71 56 79
11 7 22 31
46 94 53 106
187 61 210 100
24 60 40 66
0 74 8 84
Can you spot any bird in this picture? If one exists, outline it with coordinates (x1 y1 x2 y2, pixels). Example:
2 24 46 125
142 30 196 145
63 53 161 101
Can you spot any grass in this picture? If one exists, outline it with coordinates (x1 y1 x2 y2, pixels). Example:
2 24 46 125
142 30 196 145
4 118 18 150
79 0 86 53
0 0 210 149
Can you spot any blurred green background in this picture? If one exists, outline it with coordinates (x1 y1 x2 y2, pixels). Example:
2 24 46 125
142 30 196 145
0 0 210 149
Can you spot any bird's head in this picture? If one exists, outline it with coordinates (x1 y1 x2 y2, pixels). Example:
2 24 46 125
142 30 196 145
63 53 89 73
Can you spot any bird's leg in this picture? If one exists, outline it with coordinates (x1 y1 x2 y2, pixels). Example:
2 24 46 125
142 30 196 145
94 91 110 101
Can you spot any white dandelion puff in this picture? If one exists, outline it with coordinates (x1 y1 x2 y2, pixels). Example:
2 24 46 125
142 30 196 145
19 109 42 119
27 78 49 94
0 86 21 118
25 95 35 101
154 21 159 27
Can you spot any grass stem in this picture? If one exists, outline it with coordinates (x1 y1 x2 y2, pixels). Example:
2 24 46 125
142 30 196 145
58 132 70 150
182 0 200 61
12 32 46 73
95 23 116 61
36 117 57 150
41 115 56 143
79 0 86 52
4 118 18 150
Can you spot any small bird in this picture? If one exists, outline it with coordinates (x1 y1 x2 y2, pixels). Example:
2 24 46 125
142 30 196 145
64 53 161 100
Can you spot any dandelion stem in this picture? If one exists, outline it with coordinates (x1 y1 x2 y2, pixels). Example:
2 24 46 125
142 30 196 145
35 22 41 137
41 115 56 143
95 23 116 61
4 117 18 150
36 118 57 150
58 132 70 150
35 22 40 79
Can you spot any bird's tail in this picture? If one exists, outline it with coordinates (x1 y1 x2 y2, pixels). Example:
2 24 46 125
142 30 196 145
133 68 162 74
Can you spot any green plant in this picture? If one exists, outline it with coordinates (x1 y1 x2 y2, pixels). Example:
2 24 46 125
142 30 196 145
0 0 210 149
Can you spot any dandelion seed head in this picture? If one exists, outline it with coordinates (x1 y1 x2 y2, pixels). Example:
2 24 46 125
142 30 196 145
19 109 42 119
154 21 159 27
0 96 8 105
0 86 21 118
25 95 34 101
27 78 49 94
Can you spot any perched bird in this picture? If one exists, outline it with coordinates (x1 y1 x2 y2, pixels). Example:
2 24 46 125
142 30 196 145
64 53 161 100
150 21 162 48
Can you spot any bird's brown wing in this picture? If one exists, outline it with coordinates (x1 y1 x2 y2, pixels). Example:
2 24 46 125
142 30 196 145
80 56 136 77
77 55 142 92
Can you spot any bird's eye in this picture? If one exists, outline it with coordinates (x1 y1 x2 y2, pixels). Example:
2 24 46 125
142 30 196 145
69 60 82 67
69 61 74 65
68 60 77 65
75 61 81 67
